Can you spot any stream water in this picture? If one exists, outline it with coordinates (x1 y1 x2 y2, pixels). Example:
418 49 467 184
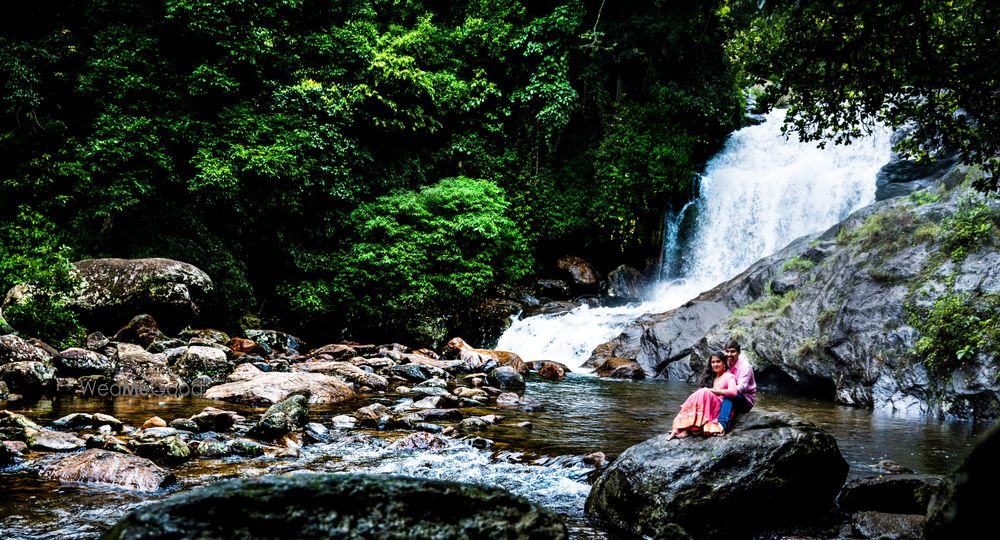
0 377 984 539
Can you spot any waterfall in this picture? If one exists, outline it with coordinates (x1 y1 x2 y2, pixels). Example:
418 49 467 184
659 200 697 280
496 109 893 369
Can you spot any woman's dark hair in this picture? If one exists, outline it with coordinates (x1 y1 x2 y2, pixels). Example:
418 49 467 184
701 351 727 388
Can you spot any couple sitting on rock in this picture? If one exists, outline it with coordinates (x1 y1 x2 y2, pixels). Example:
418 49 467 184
666 340 757 439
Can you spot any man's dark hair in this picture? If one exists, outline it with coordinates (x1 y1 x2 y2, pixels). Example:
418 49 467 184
724 340 741 352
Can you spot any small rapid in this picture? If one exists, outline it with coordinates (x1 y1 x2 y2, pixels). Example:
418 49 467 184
496 109 893 368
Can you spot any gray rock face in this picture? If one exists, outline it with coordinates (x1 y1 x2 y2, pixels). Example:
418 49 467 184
53 348 112 377
837 474 943 515
104 473 568 539
0 334 52 365
605 265 644 300
585 412 848 537
3 258 212 334
38 448 174 491
0 361 57 394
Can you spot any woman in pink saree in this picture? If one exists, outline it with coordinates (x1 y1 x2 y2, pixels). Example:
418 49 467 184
667 352 737 439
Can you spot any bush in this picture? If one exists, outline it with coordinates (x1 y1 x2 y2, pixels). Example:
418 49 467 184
283 177 531 346
911 293 1000 373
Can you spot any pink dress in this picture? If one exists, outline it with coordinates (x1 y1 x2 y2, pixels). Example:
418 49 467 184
670 372 736 435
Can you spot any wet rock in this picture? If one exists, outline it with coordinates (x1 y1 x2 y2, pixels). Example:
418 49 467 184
583 452 607 468
306 343 357 360
0 360 57 394
104 473 568 539
445 337 528 374
606 264 644 300
189 407 245 432
330 415 357 429
26 428 86 451
925 420 1000 538
85 332 110 351
453 387 488 400
179 329 230 346
38 258 212 334
412 396 444 409
0 380 7 400
204 364 354 405
55 377 78 393
0 410 42 440
496 392 520 405
51 412 124 432
398 431 448 450
226 438 264 457
838 474 943 515
128 434 191 465
0 334 53 365
83 434 131 454
852 511 923 539
586 412 848 537
304 422 330 443
388 363 431 382
147 339 187 354
195 438 231 458
459 418 490 431
556 255 600 293
1 441 17 464
292 360 388 390
538 362 567 380
250 394 309 440
487 366 525 389
39 448 174 491
245 329 304 357
354 403 393 427
113 314 169 348
594 357 645 380
52 348 113 377
112 343 185 391
401 408 463 423
169 418 200 432
169 345 232 386
142 416 167 429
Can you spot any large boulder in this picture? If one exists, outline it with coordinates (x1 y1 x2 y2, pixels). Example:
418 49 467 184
0 334 53 365
4 258 212 334
925 420 1000 538
104 473 568 539
38 448 174 491
204 364 355 405
0 361 57 394
586 412 848 537
555 254 600 294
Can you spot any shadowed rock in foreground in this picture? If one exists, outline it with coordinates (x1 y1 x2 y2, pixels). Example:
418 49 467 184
104 473 567 539
586 411 848 537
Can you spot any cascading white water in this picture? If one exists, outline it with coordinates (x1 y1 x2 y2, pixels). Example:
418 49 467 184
496 109 893 369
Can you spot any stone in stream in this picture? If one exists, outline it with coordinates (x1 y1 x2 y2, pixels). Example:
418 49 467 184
249 394 309 440
203 363 354 405
38 448 174 491
585 412 848 538
104 473 568 539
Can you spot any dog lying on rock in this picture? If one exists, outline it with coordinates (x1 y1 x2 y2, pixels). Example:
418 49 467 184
445 337 529 374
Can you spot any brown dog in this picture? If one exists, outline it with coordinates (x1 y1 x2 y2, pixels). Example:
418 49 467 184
446 337 528 374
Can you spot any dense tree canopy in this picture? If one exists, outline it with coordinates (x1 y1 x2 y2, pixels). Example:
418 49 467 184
0 1 745 345
729 0 1000 192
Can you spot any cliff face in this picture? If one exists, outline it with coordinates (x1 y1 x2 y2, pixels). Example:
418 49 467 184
592 164 1000 422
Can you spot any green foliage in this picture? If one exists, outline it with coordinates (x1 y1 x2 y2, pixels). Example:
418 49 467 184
1 0 744 342
728 0 1000 192
837 206 920 255
283 177 532 345
781 256 815 273
912 292 1000 373
0 207 84 348
940 195 999 262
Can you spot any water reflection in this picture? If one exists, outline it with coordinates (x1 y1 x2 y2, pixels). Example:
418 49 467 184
0 374 986 540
